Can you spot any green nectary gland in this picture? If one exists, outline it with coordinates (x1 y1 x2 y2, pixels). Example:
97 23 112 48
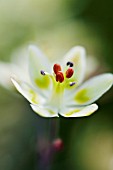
75 88 90 104
35 76 50 89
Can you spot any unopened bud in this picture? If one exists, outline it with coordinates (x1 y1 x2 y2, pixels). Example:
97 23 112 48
52 138 63 151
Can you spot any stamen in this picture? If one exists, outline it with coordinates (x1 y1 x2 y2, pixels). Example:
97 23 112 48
70 82 76 86
67 61 74 67
40 70 46 75
56 71 64 83
53 64 61 74
66 68 74 78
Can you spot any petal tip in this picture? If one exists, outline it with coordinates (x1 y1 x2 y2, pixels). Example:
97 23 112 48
85 104 98 117
71 46 86 55
30 104 58 118
28 44 42 55
107 73 113 83
28 44 37 50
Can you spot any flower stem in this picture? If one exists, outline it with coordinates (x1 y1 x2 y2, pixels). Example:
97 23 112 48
49 118 60 141
37 118 60 170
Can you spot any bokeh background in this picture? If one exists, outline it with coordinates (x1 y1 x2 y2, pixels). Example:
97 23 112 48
0 0 113 170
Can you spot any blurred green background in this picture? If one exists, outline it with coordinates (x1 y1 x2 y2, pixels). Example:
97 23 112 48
0 0 113 170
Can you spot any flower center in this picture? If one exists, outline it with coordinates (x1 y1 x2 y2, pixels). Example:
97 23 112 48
53 63 74 84
40 61 76 109
40 61 76 87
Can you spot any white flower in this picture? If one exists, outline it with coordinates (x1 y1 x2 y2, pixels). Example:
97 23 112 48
11 45 113 118
0 48 30 90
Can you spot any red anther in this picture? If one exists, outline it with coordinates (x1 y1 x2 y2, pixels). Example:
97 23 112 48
66 68 74 78
56 71 64 83
52 138 63 152
53 64 61 74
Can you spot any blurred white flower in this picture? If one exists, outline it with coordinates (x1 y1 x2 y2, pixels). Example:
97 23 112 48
11 45 113 117
85 55 100 77
0 48 30 90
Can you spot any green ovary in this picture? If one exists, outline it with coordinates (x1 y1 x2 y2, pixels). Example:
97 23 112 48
35 76 50 89
75 88 90 104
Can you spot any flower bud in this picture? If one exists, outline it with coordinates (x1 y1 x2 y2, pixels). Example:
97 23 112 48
52 138 63 151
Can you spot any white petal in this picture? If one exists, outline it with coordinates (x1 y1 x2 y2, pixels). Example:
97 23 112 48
28 45 51 89
0 62 14 89
63 46 86 86
72 73 113 105
85 56 99 78
11 47 28 70
0 60 30 90
59 104 98 117
31 104 58 118
11 77 45 104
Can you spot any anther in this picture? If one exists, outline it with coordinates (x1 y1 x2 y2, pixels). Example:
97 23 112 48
40 70 46 75
66 68 74 78
53 64 61 74
70 82 76 86
66 61 74 67
56 71 64 83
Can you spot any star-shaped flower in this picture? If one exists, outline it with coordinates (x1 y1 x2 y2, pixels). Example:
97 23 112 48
11 45 113 117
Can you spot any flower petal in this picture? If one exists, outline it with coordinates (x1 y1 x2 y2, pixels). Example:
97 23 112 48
0 60 30 90
28 45 51 89
11 77 45 105
30 104 58 118
0 62 14 89
72 73 113 105
59 104 98 117
63 46 86 86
